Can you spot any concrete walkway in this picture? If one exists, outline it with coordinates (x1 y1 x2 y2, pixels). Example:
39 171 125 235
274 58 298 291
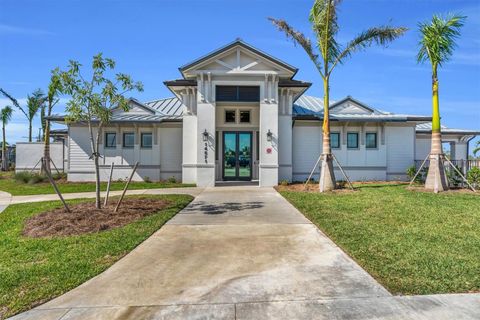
7 187 203 205
0 190 12 213
10 187 480 320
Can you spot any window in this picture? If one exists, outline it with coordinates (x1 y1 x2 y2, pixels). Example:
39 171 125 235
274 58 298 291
366 132 377 149
123 132 134 148
347 132 359 149
330 132 340 149
141 133 152 148
216 86 260 102
240 110 250 123
225 110 236 123
105 132 116 148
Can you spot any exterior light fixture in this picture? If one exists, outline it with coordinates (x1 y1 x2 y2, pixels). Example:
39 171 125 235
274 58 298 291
266 129 273 142
202 129 209 142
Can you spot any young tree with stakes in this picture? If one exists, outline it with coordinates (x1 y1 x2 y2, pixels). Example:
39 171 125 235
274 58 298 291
59 53 143 209
41 69 63 174
417 14 466 192
269 0 406 191
1 106 13 171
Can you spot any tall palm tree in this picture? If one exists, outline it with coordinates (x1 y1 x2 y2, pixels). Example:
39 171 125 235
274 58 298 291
417 14 466 192
24 89 46 142
269 0 407 191
1 106 13 171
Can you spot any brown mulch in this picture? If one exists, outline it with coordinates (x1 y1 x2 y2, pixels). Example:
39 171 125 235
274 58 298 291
23 198 171 238
407 185 479 195
275 183 356 193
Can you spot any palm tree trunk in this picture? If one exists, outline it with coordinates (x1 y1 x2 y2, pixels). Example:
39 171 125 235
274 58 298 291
425 66 448 192
319 76 336 192
28 121 32 143
2 123 6 171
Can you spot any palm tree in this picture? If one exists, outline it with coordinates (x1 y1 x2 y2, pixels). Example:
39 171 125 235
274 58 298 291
474 140 480 157
24 89 46 142
417 14 466 192
269 0 407 191
42 70 63 174
1 106 13 171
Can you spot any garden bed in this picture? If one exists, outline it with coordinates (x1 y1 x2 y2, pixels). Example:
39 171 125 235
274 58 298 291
23 198 171 238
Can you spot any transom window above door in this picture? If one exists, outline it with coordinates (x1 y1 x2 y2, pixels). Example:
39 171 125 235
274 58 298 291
216 86 260 102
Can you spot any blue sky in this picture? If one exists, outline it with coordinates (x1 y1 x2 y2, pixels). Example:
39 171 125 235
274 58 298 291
1 0 479 153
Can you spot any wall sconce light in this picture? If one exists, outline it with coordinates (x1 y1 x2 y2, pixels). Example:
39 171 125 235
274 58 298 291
202 129 209 142
266 129 273 142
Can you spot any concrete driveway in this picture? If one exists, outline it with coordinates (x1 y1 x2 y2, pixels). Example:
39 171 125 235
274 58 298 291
11 187 480 320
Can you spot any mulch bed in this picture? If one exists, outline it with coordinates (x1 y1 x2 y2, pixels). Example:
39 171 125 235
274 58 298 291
23 198 171 238
275 183 356 193
407 185 479 195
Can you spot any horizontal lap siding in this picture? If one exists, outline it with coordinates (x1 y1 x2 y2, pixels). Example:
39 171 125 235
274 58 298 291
160 127 182 179
69 126 95 171
292 123 321 181
386 126 415 179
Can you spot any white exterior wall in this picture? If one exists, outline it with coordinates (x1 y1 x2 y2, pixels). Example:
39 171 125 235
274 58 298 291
15 142 65 172
292 121 406 182
415 133 470 161
386 125 415 180
67 123 183 182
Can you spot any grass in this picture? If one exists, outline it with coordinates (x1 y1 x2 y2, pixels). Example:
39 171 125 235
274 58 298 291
279 184 480 295
0 194 193 319
0 171 195 196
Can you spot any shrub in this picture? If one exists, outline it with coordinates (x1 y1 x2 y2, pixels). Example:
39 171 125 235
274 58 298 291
167 177 177 183
52 172 67 180
144 176 152 183
406 165 426 183
446 164 463 187
337 180 347 188
280 179 289 186
467 167 480 189
14 172 46 184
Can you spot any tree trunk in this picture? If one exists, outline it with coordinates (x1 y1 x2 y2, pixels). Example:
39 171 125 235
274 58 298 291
319 76 336 192
2 124 6 171
425 67 448 192
28 121 32 143
42 119 51 175
87 119 102 209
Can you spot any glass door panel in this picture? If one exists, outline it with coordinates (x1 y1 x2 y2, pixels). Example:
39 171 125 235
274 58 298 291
223 133 237 178
238 133 252 178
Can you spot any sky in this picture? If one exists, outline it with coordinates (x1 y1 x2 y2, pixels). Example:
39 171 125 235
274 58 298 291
1 0 479 153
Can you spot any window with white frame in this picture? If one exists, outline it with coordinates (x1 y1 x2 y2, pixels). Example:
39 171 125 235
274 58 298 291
347 132 359 149
105 132 116 148
123 132 134 148
366 132 377 149
141 133 152 148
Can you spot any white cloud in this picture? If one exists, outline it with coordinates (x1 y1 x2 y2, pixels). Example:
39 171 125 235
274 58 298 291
0 24 54 36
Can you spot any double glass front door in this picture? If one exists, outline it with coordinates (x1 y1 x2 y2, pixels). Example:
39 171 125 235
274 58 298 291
223 132 252 180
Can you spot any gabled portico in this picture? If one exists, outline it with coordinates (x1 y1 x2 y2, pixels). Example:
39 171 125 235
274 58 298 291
165 39 310 187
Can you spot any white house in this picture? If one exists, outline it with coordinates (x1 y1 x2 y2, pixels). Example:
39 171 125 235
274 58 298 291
45 39 478 187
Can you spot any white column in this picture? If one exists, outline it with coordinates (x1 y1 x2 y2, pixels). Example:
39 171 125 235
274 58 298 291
259 81 279 186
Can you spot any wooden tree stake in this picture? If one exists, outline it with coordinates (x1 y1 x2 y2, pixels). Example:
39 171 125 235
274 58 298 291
42 157 70 212
104 162 114 207
114 162 139 212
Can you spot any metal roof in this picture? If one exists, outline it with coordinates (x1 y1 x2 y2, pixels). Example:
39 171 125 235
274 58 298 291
293 95 431 122
416 123 480 135
145 97 184 117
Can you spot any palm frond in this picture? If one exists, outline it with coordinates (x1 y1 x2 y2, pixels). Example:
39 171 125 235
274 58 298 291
332 25 408 73
417 14 466 66
309 0 342 65
1 106 13 125
268 17 323 75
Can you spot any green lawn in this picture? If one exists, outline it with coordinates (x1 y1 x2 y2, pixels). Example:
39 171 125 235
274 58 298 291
0 172 195 196
0 194 193 319
279 184 480 295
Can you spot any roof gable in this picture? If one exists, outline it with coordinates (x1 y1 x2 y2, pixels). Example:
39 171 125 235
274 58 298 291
180 39 297 78
112 99 157 116
329 97 376 115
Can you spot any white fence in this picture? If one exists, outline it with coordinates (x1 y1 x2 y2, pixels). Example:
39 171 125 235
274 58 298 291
15 142 66 172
